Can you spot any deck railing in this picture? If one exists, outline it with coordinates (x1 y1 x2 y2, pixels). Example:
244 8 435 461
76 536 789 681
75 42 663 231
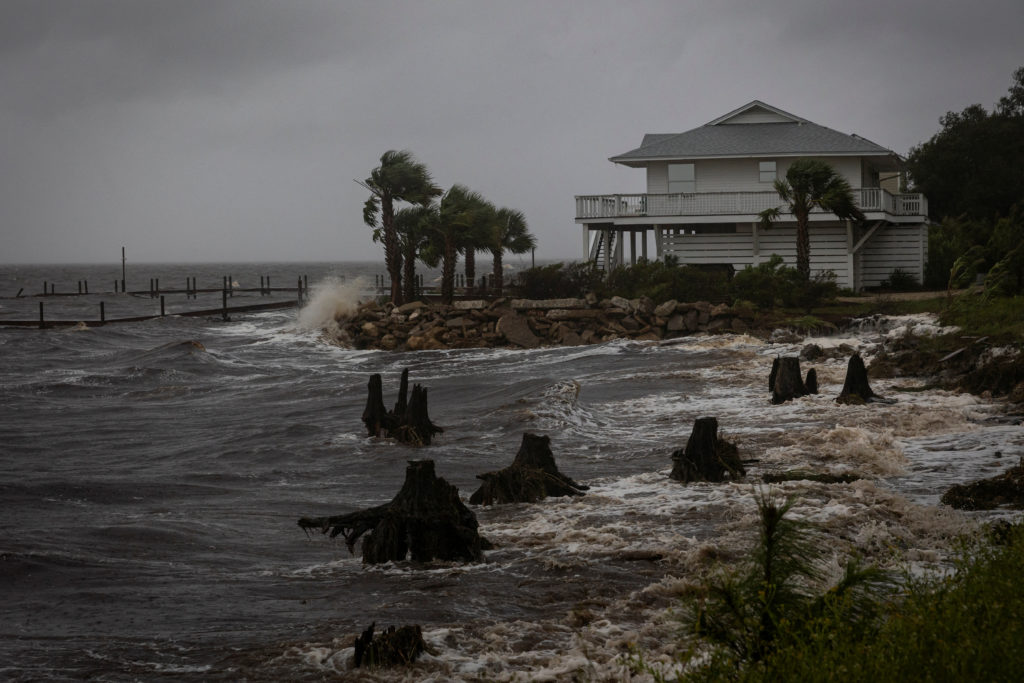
575 189 928 219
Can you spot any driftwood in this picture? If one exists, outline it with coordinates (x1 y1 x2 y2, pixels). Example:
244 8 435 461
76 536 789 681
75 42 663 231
941 457 1024 510
298 459 486 564
771 356 808 404
353 623 426 668
469 433 588 505
836 353 881 404
670 417 745 483
361 369 443 445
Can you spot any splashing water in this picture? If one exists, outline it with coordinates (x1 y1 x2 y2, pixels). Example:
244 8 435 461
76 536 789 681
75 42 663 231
295 276 367 331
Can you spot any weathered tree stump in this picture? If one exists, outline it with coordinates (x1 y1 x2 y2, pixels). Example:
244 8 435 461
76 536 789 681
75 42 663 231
768 357 779 392
805 368 818 395
771 356 807 404
353 623 426 668
360 369 443 445
298 459 486 564
670 417 745 483
836 353 879 404
362 373 394 437
469 433 588 505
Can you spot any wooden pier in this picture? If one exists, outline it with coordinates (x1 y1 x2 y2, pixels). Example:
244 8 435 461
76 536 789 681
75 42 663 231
0 272 311 329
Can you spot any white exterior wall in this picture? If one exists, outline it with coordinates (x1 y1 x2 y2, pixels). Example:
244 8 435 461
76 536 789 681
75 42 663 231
856 224 928 288
647 156 863 195
660 223 855 288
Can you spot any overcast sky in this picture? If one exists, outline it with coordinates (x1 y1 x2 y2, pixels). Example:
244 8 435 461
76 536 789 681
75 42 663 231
1 0 1021 264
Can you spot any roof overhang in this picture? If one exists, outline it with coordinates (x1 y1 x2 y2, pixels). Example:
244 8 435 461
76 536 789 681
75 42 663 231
610 151 903 170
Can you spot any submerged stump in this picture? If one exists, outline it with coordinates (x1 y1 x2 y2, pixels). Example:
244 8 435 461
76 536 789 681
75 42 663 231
469 433 588 505
298 459 485 564
805 368 819 395
353 623 426 668
771 356 807 404
836 353 880 404
361 369 443 445
670 417 745 483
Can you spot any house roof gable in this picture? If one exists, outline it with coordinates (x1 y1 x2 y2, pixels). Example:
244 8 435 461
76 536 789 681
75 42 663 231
612 101 897 166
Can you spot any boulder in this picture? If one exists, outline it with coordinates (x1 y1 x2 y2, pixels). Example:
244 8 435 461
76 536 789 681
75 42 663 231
496 312 541 349
654 299 679 318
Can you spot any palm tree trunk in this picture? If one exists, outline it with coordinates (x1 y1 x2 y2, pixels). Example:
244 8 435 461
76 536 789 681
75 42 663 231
795 209 811 280
464 248 476 296
441 238 457 304
402 239 417 303
382 196 404 305
492 248 504 297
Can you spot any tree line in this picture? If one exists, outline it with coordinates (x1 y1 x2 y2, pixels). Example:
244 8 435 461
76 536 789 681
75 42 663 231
360 150 536 305
907 66 1024 292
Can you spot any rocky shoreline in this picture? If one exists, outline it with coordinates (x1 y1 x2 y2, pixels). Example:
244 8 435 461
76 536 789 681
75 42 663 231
328 295 757 351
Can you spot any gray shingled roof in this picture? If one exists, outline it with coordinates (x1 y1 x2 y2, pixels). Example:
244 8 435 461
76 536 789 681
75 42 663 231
612 121 895 165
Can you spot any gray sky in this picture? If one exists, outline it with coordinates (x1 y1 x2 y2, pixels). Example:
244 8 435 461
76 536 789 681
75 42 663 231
1 0 1021 264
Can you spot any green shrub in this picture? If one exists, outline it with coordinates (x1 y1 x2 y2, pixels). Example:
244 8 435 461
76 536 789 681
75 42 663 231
878 267 920 292
731 255 838 310
510 261 602 299
510 258 730 303
594 256 730 303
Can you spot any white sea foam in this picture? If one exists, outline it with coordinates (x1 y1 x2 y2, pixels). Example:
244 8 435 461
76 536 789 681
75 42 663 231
296 276 367 332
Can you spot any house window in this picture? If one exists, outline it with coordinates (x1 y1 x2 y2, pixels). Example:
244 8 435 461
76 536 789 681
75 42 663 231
668 163 695 193
759 161 776 183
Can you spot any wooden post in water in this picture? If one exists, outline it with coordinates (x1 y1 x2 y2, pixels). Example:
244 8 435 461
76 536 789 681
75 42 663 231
100 301 105 322
78 281 82 294
160 296 165 317
222 289 228 321
84 280 89 294
121 246 126 293
50 283 55 295
266 276 270 293
228 274 233 297
155 278 159 295
38 301 44 329
260 276 265 296
297 277 303 304
43 281 47 296
114 280 118 293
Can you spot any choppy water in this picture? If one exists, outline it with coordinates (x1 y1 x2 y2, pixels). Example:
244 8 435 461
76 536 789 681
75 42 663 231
1 263 1021 681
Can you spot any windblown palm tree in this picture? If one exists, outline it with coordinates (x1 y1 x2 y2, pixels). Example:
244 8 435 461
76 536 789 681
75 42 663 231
361 150 442 305
424 185 492 304
488 207 536 296
759 159 865 279
394 204 438 303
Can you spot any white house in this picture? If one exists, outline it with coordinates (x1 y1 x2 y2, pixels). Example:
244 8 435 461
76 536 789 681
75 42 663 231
575 101 929 290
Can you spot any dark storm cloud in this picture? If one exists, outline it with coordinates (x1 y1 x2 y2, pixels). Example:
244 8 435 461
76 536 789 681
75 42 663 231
0 0 353 116
0 0 1021 263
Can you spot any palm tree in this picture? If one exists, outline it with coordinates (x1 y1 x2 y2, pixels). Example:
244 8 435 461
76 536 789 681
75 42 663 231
361 150 442 305
758 159 865 279
394 204 438 303
424 185 491 304
488 207 536 296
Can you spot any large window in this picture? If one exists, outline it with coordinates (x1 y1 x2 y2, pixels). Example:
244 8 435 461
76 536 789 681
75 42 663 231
759 160 777 183
668 163 695 194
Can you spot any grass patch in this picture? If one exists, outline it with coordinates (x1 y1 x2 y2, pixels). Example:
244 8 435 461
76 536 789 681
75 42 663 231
941 294 1024 340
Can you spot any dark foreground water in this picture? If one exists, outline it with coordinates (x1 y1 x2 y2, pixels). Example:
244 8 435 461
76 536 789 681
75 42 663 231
1 263 1021 681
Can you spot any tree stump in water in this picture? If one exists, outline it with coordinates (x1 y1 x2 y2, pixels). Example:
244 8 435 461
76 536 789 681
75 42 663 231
836 353 879 404
360 369 443 445
469 433 588 505
353 623 426 668
298 459 486 564
771 356 807 404
362 373 395 437
805 368 819 395
670 417 745 483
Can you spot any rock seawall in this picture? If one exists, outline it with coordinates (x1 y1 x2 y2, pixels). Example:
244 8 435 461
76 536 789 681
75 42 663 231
328 296 756 351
